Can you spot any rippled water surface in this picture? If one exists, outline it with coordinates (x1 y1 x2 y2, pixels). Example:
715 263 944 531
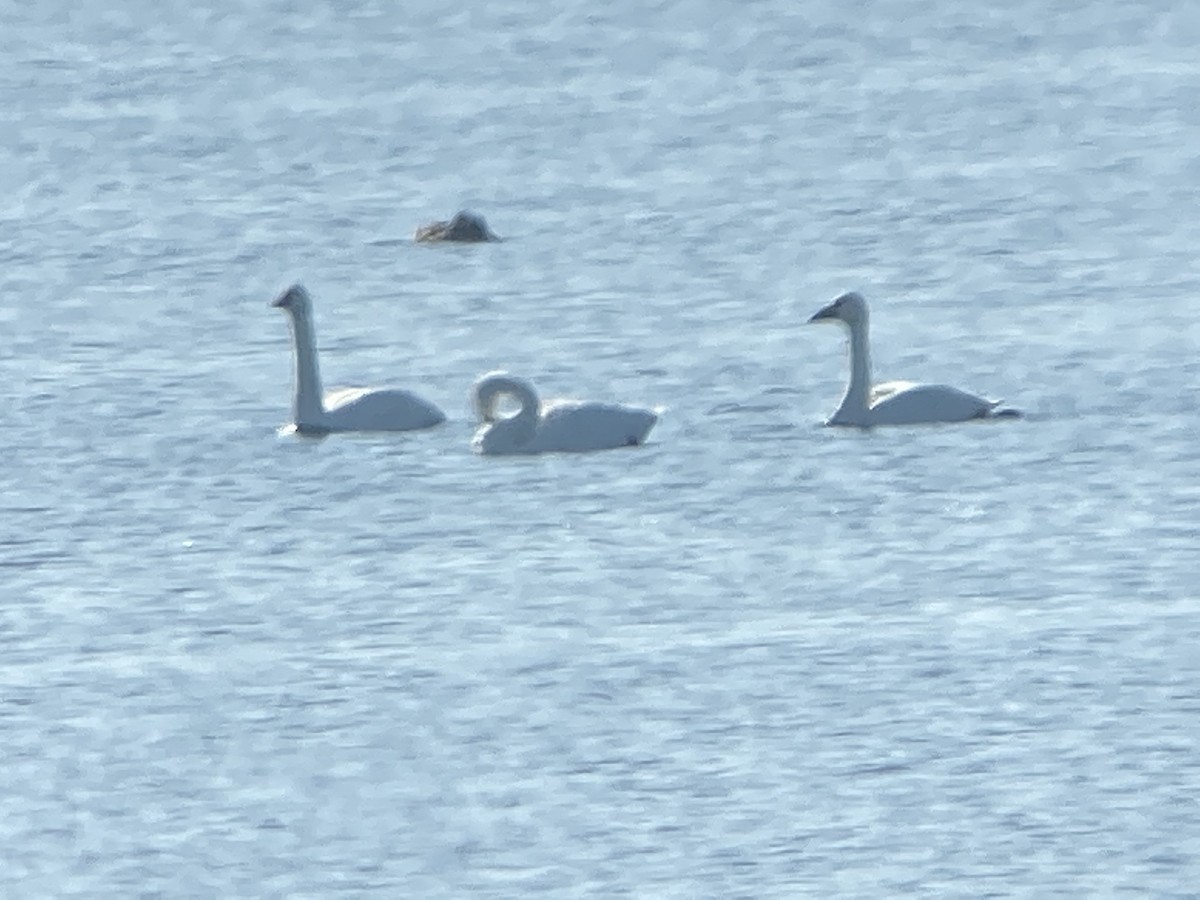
3 0 1199 895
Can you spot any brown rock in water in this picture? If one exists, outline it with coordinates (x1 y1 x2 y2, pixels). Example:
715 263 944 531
414 210 500 243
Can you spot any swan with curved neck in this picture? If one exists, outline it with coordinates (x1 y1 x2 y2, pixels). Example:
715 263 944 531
271 284 445 434
808 291 1017 427
471 371 659 454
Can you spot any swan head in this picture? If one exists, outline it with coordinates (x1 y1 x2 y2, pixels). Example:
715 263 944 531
272 284 313 315
809 291 868 327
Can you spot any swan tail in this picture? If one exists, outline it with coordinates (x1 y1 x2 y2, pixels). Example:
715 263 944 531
978 400 1022 420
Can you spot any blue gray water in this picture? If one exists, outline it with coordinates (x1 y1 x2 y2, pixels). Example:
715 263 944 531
2 0 1198 895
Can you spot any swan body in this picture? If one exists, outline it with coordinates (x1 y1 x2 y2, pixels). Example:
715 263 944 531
471 371 658 455
809 291 1015 427
271 284 445 434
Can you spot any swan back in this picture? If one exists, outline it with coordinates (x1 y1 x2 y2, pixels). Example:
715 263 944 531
536 401 659 452
831 383 1001 426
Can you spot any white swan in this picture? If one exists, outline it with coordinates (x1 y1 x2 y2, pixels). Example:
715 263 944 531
271 284 445 434
471 371 659 455
808 291 1017 427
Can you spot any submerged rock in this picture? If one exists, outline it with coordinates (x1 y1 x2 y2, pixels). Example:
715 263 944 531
414 210 500 243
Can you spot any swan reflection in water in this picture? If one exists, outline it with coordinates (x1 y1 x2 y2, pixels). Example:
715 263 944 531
471 371 659 455
271 284 445 434
809 291 1019 427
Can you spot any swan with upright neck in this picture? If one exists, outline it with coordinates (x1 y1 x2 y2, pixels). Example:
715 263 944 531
808 291 1017 427
471 371 659 455
271 284 445 434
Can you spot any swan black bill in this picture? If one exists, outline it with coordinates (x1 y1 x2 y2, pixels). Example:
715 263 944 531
808 304 837 323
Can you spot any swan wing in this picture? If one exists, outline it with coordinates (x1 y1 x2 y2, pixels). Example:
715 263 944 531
323 386 445 431
323 386 372 407
868 382 1000 425
530 401 658 452
870 380 920 403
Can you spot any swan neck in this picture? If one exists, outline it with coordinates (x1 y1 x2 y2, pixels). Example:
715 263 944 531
508 381 540 430
475 375 540 449
836 317 873 419
286 308 325 423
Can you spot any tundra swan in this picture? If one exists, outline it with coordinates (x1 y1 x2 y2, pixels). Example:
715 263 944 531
471 371 658 454
271 284 445 434
809 291 1017 427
